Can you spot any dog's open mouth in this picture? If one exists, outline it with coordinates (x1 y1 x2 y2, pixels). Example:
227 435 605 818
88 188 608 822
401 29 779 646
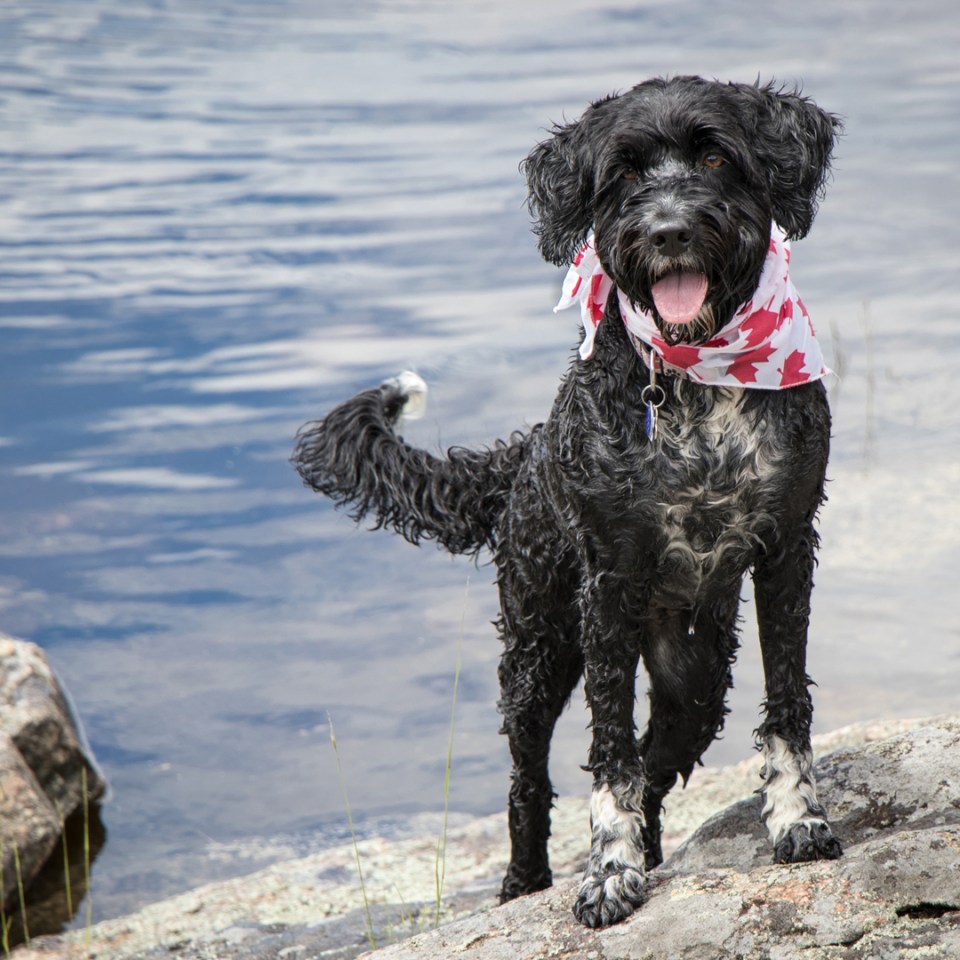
650 271 709 326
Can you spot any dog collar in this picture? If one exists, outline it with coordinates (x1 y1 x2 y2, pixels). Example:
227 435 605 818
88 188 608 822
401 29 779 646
553 223 831 390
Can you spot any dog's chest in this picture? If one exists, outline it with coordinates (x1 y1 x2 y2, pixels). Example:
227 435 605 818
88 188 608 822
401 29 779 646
631 387 783 594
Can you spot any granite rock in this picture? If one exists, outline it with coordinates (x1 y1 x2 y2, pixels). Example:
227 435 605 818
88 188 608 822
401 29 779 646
0 636 106 909
370 717 960 960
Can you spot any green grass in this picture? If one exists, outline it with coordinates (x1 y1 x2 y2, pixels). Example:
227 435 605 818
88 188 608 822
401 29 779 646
12 843 28 947
56 802 74 922
328 713 378 951
1 836 10 958
0 768 96 958
329 577 471 950
434 578 468 928
82 767 92 957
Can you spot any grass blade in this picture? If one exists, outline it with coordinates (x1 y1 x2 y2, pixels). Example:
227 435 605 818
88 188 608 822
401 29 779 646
328 715 376 951
12 843 28 945
82 766 92 959
434 577 467 927
1 836 10 958
55 801 74 923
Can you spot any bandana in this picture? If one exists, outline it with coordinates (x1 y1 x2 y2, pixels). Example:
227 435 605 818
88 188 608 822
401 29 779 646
553 223 830 389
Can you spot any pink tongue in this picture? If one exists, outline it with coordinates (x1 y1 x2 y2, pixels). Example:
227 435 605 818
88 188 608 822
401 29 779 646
651 272 709 325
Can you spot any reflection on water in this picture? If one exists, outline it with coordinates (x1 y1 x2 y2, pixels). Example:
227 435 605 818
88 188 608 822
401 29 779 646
1 0 959 925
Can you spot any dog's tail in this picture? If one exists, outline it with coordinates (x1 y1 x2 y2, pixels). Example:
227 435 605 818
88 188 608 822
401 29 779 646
292 372 528 556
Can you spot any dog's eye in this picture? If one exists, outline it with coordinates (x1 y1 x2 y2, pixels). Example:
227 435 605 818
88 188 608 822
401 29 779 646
702 152 726 169
622 168 640 181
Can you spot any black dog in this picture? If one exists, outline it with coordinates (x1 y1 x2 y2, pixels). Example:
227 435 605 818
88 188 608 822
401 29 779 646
293 76 843 928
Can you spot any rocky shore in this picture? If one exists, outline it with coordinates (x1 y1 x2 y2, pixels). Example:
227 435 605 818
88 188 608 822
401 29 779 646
6 636 960 959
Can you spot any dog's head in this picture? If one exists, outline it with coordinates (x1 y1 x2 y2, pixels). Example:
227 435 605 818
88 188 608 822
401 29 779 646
523 77 841 344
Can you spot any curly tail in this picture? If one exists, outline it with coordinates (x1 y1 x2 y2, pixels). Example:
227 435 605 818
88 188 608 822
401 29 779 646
292 372 528 556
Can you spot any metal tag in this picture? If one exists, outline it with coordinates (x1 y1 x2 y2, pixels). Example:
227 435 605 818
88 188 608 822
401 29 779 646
641 355 666 444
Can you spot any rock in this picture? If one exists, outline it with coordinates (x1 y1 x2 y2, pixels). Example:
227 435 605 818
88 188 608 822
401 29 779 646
0 635 106 910
17 716 960 960
667 716 960 874
388 826 960 960
370 717 960 960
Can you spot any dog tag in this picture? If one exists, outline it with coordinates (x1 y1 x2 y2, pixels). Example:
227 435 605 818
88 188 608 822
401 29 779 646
644 400 660 442
641 357 666 443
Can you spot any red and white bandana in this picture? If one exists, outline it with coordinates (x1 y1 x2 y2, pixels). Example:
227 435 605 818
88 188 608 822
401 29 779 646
553 223 830 389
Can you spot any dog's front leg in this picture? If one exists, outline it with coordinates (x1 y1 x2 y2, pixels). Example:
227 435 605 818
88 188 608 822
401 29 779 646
573 581 648 928
753 521 843 864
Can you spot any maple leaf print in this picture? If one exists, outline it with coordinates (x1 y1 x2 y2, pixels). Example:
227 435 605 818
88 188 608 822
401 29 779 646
588 274 606 323
739 306 780 347
656 341 703 369
726 340 777 384
779 349 810 387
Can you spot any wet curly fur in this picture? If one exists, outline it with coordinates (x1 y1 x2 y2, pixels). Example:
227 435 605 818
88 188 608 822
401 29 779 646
293 76 844 928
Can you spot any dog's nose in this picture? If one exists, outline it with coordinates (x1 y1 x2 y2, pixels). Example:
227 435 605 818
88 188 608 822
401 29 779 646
649 222 693 258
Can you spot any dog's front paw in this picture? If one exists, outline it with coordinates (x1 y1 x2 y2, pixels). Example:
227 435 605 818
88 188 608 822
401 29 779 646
572 866 646 928
773 818 842 864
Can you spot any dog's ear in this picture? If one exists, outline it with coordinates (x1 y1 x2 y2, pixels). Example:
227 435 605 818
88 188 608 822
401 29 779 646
750 84 842 240
521 113 598 266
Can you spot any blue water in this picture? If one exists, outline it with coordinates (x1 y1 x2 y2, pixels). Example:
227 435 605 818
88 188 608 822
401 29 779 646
1 0 959 923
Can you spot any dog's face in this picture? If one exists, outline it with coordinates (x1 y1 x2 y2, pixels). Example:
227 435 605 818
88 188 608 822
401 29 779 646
524 77 841 344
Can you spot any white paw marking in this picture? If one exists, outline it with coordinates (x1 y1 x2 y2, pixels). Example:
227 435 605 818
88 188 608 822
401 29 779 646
589 783 645 870
761 734 823 844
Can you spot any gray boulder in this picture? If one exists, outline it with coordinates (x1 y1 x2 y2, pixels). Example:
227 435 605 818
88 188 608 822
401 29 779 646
0 635 106 909
667 716 960 873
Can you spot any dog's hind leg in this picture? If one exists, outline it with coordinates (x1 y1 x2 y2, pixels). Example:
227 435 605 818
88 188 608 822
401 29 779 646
496 619 583 903
753 519 843 864
636 599 740 869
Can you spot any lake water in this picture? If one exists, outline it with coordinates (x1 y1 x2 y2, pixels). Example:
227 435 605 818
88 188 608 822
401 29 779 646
1 0 958 925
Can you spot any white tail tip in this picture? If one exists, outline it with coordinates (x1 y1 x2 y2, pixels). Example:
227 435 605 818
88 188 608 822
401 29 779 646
383 370 428 420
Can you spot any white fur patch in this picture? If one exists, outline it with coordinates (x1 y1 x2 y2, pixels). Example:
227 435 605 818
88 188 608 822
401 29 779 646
383 370 428 420
663 387 779 483
761 734 823 843
589 783 645 870
651 386 782 592
575 785 648 925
